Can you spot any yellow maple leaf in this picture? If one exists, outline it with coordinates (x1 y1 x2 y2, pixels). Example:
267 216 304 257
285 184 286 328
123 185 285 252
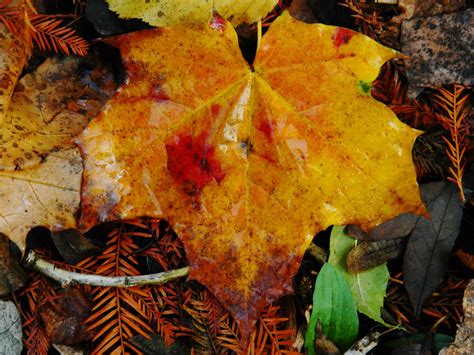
82 12 426 340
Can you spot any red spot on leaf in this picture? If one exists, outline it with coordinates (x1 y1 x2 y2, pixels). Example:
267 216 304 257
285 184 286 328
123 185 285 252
332 28 355 48
211 103 221 115
209 14 226 32
258 120 273 142
166 133 225 195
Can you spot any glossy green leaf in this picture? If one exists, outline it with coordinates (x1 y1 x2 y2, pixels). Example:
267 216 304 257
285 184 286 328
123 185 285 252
305 263 358 354
329 226 389 324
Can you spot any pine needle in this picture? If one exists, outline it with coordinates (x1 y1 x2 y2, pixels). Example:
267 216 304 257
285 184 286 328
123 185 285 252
434 85 470 203
0 0 88 56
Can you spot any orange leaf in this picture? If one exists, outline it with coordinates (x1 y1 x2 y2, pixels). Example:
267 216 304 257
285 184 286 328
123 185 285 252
77 12 426 343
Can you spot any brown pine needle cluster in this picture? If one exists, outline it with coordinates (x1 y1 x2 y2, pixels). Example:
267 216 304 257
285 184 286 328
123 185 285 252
0 0 88 55
184 286 298 354
386 272 468 332
14 272 58 355
434 85 470 203
15 219 298 353
343 0 400 49
76 220 183 353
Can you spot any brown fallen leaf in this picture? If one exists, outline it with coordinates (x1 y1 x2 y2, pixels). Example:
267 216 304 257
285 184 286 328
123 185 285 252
39 287 93 345
0 233 27 296
77 12 426 340
0 56 116 170
404 182 463 316
0 149 82 251
346 237 406 273
455 250 474 270
346 212 419 241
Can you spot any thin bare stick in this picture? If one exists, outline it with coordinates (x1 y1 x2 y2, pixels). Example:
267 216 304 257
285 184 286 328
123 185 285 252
23 250 189 288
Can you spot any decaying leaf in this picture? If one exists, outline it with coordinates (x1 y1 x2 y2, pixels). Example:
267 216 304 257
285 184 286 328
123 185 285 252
0 24 28 125
346 237 406 273
0 233 27 296
77 12 425 339
0 56 116 170
39 287 93 345
105 0 278 27
346 212 418 241
404 182 463 315
0 149 82 251
50 229 102 265
329 227 389 324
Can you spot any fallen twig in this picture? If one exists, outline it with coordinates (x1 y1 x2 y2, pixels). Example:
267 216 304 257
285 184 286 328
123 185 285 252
23 250 189 288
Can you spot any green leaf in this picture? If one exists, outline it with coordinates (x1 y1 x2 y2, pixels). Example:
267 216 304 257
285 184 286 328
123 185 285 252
305 263 358 354
329 226 389 324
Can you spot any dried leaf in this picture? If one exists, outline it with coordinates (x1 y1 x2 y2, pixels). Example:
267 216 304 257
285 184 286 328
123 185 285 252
403 182 463 315
0 300 23 354
50 229 101 265
0 149 82 251
105 0 278 27
329 226 390 324
346 237 406 273
455 250 474 270
346 212 418 241
77 12 425 339
314 322 341 354
39 287 93 345
0 233 27 296
0 56 116 170
0 24 28 125
306 263 358 353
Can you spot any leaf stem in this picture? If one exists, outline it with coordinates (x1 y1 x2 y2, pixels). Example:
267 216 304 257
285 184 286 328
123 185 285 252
257 20 262 52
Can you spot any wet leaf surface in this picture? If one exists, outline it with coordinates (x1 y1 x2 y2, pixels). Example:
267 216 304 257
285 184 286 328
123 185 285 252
77 12 425 339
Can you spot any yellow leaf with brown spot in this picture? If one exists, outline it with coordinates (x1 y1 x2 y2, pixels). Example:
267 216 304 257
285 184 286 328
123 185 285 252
0 57 116 170
0 24 28 125
77 12 426 341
